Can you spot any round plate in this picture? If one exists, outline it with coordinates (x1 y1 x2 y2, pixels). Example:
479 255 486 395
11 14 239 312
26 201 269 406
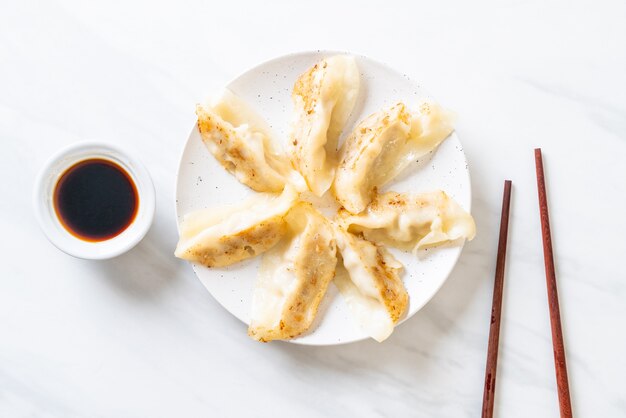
176 51 471 345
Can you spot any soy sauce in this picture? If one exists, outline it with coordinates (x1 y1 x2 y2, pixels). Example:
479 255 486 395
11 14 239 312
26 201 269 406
53 159 138 242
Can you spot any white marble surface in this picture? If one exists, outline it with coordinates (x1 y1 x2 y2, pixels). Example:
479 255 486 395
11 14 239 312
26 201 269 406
1 0 625 416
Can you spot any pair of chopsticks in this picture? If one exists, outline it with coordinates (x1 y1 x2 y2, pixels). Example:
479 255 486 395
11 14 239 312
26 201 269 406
481 149 573 418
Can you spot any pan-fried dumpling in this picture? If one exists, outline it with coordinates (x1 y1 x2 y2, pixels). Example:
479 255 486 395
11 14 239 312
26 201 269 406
289 55 360 196
334 228 408 342
175 185 298 267
333 101 455 213
338 190 475 252
249 203 337 342
196 89 302 192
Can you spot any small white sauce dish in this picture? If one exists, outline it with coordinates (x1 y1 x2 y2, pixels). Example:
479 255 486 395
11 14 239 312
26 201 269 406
33 142 155 260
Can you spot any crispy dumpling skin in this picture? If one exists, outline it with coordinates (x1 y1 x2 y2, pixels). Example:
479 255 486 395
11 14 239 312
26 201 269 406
249 203 337 342
334 227 408 342
338 190 475 252
196 89 299 192
289 55 360 196
175 186 298 267
333 103 409 213
333 101 455 214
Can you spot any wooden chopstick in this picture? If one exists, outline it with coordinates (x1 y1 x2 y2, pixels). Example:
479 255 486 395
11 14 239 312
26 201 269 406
481 180 512 418
534 149 573 418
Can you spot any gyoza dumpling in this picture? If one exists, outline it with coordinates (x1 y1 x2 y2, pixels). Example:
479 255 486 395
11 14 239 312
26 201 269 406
197 89 301 192
249 203 337 342
333 101 455 213
289 55 360 196
175 185 298 267
334 227 408 342
338 190 475 252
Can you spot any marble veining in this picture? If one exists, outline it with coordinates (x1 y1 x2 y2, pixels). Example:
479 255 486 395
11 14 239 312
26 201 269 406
1 0 625 417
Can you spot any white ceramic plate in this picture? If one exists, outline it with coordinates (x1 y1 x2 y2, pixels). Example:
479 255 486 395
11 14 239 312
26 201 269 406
176 51 471 345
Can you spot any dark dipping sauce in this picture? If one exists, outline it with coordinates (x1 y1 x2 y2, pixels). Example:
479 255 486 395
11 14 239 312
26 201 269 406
53 158 138 242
